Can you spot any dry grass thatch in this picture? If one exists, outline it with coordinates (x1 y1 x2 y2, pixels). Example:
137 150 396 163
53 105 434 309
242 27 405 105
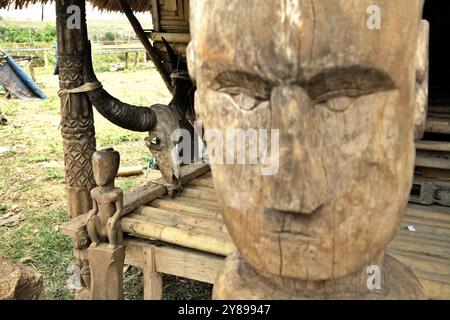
0 0 152 12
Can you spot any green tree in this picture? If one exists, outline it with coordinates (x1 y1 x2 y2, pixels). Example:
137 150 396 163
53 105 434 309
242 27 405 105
103 31 115 41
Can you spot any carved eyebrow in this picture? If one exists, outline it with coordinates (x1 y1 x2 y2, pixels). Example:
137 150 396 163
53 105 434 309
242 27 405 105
213 71 271 100
304 66 396 103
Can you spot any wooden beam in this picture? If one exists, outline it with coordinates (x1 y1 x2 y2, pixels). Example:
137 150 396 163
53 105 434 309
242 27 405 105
123 164 210 215
124 239 225 284
151 0 161 32
149 32 191 43
426 116 450 134
416 152 450 170
416 140 450 152
134 206 224 232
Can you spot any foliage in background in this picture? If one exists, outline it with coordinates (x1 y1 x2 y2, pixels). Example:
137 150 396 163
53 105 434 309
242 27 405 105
0 19 139 45
0 23 56 43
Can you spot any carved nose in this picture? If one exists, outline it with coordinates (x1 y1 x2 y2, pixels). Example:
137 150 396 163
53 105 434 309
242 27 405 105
265 85 329 214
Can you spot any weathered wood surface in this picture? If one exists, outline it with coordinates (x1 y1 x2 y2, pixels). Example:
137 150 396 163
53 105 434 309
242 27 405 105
61 157 449 299
213 252 425 300
425 115 450 134
0 256 43 300
61 169 449 299
416 140 450 152
121 171 449 299
415 151 450 170
88 244 125 300
117 166 145 177
124 239 225 285
123 163 210 215
143 246 163 300
190 0 426 299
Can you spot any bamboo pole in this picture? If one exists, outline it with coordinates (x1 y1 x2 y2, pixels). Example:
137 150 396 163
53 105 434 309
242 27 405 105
117 166 144 177
416 140 450 152
121 217 235 257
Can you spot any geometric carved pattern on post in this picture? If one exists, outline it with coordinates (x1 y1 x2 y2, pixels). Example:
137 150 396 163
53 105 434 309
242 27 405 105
63 134 96 188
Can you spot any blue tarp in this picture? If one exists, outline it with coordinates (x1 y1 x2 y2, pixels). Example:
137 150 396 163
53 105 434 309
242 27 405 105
0 51 47 100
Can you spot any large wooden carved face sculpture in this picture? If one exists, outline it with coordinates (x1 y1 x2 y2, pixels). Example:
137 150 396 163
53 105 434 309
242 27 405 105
189 0 425 280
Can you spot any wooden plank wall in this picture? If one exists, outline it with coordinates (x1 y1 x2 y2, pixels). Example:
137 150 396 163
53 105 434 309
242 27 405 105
151 0 190 63
158 0 190 33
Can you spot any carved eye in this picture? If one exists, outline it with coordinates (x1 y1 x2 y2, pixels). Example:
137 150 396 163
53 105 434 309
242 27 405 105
305 66 396 109
219 88 267 111
214 71 270 111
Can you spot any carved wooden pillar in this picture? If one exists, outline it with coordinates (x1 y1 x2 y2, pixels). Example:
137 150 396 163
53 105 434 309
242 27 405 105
56 0 96 220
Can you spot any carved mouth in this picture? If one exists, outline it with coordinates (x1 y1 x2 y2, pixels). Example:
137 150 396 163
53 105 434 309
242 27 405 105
264 205 324 240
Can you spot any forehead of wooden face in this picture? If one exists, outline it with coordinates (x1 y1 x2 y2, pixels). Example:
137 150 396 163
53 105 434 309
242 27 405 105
190 0 423 86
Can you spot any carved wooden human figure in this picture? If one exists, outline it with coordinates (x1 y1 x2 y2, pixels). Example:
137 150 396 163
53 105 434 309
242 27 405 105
188 0 427 299
87 149 124 249
86 149 125 300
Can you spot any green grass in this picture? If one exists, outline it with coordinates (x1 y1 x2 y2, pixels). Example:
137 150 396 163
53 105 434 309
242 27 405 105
0 208 72 299
98 131 142 147
0 203 7 213
44 168 64 181
117 179 138 191
24 156 52 164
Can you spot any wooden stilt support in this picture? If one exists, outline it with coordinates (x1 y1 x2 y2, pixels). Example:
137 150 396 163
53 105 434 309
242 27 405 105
143 247 163 300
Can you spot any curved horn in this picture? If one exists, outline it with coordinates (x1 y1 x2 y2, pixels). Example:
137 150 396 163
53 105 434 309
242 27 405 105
83 42 156 132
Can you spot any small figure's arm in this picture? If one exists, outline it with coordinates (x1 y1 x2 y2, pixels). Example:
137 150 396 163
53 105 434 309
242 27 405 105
87 193 98 220
107 191 124 232
87 190 100 247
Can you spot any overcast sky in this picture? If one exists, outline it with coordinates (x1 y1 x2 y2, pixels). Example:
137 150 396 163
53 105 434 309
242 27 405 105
0 3 149 22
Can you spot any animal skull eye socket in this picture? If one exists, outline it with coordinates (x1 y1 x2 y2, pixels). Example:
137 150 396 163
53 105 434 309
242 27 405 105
151 137 160 145
146 136 163 151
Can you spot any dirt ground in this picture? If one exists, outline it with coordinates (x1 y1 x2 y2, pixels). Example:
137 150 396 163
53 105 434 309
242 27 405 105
0 66 212 300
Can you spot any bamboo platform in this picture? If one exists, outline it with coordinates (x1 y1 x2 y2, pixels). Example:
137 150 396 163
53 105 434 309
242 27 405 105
120 168 450 300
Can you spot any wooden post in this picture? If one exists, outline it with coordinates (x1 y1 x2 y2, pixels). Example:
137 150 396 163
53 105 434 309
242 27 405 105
56 0 96 219
125 52 129 70
88 244 125 300
151 0 161 32
44 49 49 68
143 246 163 300
134 51 139 67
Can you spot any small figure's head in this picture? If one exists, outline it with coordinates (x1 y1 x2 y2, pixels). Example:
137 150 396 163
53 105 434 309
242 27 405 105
92 149 120 187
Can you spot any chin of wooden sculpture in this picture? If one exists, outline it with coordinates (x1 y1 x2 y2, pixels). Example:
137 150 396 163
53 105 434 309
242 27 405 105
213 252 425 300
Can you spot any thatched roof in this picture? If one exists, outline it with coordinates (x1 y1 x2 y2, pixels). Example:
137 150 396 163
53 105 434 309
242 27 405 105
0 0 152 12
